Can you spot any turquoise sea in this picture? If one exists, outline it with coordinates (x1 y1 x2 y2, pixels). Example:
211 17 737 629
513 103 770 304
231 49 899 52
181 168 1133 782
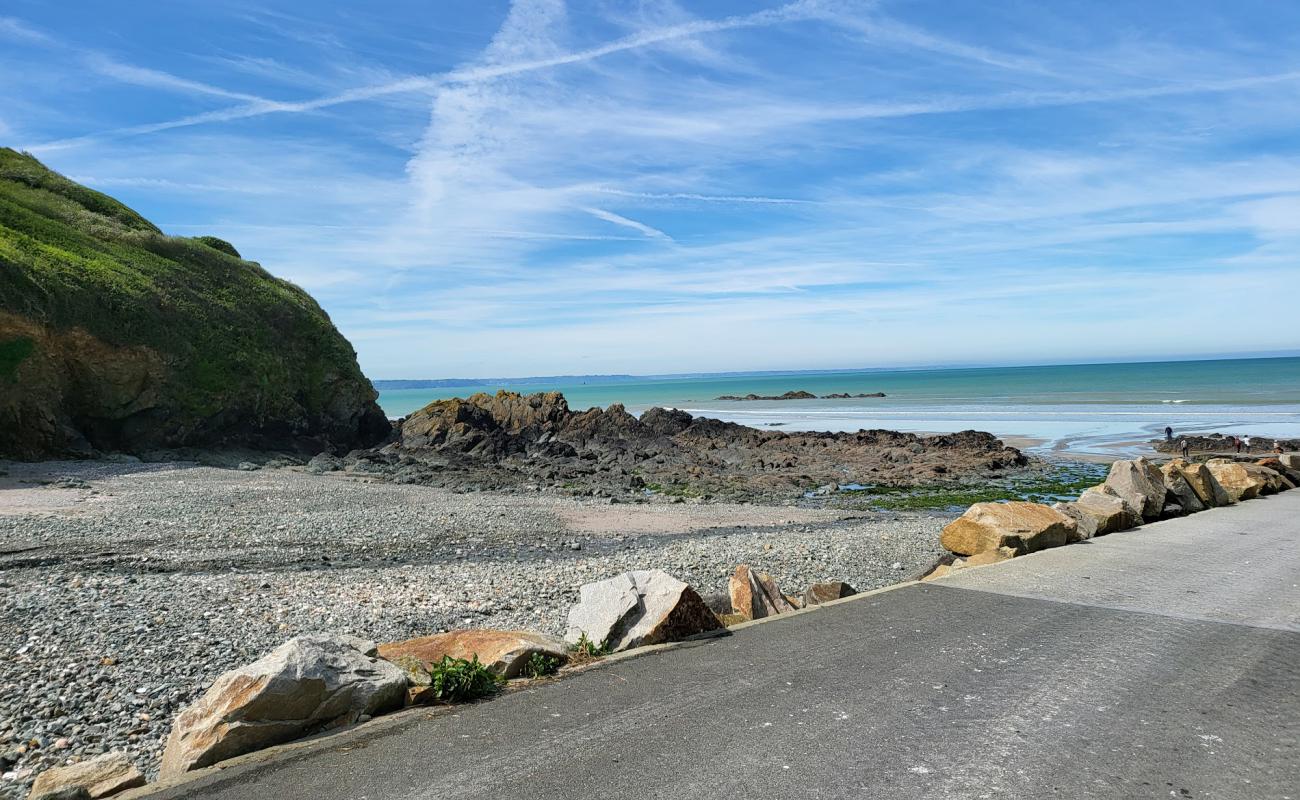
377 357 1300 459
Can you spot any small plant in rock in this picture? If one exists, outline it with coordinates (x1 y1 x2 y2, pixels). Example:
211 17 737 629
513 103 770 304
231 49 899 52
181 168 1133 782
422 655 504 702
567 632 612 664
522 652 561 679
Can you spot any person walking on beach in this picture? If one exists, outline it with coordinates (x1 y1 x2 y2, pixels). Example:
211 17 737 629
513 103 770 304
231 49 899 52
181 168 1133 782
1180 438 1190 459
1275 440 1284 455
1244 436 1252 453
1165 426 1173 441
1233 436 1242 453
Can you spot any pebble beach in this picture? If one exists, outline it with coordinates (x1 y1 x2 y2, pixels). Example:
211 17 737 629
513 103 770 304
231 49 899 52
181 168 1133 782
0 460 948 797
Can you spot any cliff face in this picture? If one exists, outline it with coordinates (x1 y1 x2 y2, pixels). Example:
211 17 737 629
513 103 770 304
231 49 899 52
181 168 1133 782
0 148 390 458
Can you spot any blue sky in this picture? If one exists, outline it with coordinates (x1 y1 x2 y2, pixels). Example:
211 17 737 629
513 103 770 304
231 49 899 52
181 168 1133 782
4 1 1300 379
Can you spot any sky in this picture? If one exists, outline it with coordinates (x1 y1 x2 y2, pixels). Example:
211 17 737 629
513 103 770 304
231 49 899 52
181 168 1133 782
3 1 1300 379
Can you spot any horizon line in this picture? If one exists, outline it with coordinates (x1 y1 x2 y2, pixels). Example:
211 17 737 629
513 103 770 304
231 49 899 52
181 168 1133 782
370 351 1300 386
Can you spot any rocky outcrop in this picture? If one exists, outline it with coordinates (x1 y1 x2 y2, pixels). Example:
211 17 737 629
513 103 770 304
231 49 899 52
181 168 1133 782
1205 459 1267 503
378 630 567 680
159 634 406 778
564 570 723 652
940 502 1077 557
717 390 816 401
0 149 389 459
802 581 857 606
1167 459 1232 507
27 753 144 800
728 565 799 620
1153 434 1299 455
361 390 1027 498
1103 458 1168 521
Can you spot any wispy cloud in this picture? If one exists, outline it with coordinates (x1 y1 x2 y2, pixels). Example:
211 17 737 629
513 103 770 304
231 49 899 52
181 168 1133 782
13 0 1300 375
0 16 50 43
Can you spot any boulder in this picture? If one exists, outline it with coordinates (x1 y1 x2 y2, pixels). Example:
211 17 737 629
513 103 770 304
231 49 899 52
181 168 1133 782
1280 453 1300 470
802 581 858 606
1103 458 1167 521
1243 463 1293 494
1076 487 1142 534
729 565 798 620
1257 459 1300 488
940 501 1077 556
27 753 143 800
565 570 723 652
1205 459 1266 502
1159 462 1206 515
1052 501 1097 540
961 547 1017 568
159 634 407 778
1168 459 1231 507
378 630 567 680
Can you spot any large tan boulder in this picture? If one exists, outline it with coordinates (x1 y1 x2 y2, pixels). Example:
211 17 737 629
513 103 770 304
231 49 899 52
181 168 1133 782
1103 458 1167 520
378 630 567 680
1159 462 1206 516
729 565 798 620
1206 459 1266 502
159 634 406 778
1168 459 1231 507
27 753 144 800
565 570 723 652
940 502 1077 556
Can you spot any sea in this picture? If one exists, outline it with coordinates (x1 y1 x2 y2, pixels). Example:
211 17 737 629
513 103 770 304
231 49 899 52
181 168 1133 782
376 357 1300 460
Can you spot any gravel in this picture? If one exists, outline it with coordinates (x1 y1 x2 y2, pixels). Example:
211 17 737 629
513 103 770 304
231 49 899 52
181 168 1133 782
0 460 950 798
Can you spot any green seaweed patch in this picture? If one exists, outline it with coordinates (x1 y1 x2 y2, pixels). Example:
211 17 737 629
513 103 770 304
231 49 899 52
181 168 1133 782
839 464 1109 511
0 336 35 381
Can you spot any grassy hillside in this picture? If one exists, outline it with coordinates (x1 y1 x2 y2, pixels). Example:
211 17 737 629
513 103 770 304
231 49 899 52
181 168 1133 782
0 148 389 457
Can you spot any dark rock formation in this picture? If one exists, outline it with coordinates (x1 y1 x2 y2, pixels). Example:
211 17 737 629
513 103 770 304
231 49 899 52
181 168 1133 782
0 148 390 458
717 390 886 400
717 390 817 401
347 390 1028 498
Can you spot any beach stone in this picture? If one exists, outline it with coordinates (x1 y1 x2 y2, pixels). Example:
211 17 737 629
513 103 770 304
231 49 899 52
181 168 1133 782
1243 463 1292 494
1103 458 1167 521
1205 459 1266 502
377 630 567 680
958 547 1017 569
1052 502 1097 540
1279 453 1300 470
1076 487 1142 534
922 563 957 581
802 581 857 606
1159 462 1206 516
564 570 723 652
940 501 1077 556
27 752 143 799
159 633 407 778
1168 459 1231 507
1256 459 1300 488
729 564 798 620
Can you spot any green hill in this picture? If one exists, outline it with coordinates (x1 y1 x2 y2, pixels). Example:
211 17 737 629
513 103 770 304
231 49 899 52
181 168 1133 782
0 148 390 458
